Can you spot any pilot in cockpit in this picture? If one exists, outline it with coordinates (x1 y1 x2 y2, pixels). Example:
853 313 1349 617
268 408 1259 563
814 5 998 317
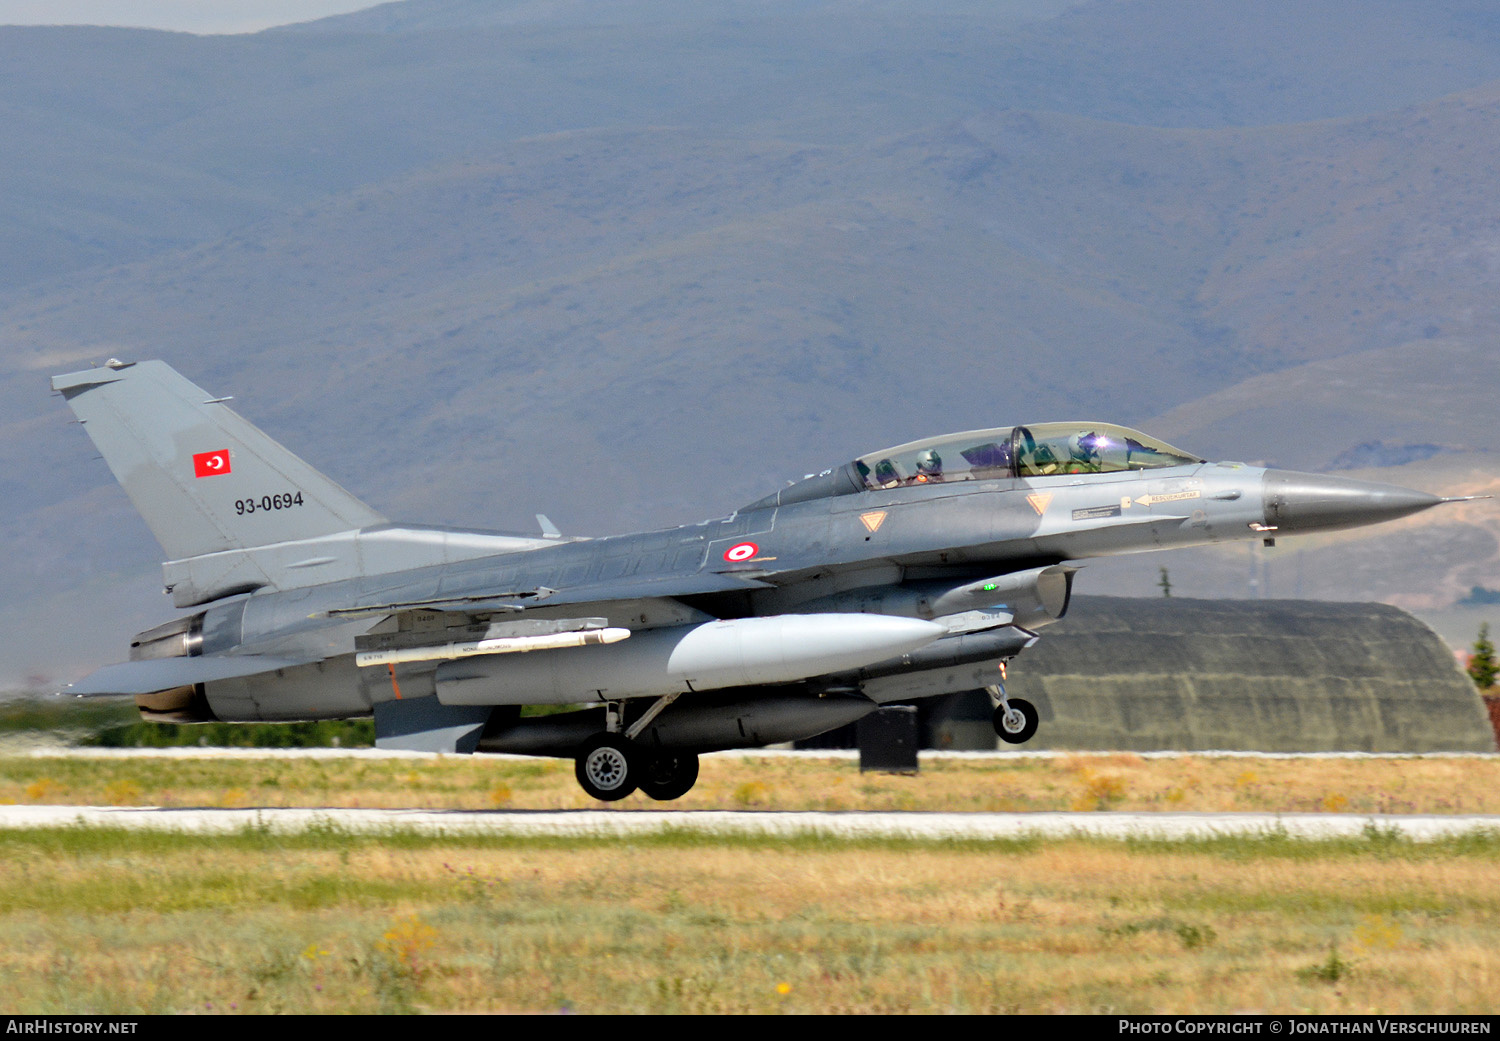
1066 431 1106 474
912 449 943 484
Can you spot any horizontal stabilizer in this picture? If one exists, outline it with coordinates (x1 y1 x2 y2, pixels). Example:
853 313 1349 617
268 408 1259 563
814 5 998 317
62 655 320 697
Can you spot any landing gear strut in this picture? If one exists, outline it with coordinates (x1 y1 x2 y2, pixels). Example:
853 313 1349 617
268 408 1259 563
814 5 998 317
987 662 1039 744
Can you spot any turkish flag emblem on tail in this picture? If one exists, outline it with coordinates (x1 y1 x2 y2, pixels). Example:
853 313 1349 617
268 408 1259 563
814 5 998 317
192 449 231 477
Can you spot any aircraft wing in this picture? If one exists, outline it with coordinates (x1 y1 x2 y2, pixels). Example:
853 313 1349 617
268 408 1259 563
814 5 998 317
67 573 775 696
62 654 322 697
326 569 775 619
536 570 775 605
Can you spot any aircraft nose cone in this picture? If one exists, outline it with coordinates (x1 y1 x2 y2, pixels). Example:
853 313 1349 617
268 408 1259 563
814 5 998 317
1261 470 1443 535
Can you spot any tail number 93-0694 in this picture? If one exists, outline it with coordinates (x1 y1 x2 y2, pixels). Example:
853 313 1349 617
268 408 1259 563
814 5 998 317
235 491 304 515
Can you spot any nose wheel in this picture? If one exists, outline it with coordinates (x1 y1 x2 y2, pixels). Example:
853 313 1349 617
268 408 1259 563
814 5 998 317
992 698 1039 743
987 662 1039 744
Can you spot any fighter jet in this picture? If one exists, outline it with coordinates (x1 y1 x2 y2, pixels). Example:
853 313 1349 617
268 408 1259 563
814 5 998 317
52 360 1465 800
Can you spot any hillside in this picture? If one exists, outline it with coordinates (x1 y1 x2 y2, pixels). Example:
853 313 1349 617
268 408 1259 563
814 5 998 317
5 0 1500 684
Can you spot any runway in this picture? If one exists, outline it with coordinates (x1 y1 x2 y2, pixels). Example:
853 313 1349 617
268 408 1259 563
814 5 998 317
11 744 1499 761
2 804 1498 840
7 748 1498 840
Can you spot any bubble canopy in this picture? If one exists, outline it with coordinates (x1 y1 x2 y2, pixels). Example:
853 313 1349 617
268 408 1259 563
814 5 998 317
742 424 1204 510
854 423 1202 490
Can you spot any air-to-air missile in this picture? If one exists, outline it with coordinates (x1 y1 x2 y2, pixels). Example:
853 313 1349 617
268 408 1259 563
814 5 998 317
51 360 1473 800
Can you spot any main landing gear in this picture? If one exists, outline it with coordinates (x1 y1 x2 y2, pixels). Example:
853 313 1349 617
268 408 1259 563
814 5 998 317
638 752 700 801
575 733 636 801
573 696 701 802
987 662 1039 744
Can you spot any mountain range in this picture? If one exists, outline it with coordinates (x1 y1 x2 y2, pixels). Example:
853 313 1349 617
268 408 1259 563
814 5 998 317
5 0 1500 685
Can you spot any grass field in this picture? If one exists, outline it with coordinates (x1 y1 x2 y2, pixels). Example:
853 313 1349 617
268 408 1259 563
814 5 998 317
4 751 1500 1014
2 749 1498 815
2 826 1499 1014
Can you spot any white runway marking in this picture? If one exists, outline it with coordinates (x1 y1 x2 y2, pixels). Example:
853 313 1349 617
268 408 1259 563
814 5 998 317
1 805 1498 841
7 749 1497 840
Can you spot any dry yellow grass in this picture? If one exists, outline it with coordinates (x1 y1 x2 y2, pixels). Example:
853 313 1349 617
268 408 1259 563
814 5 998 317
2 828 1498 1014
4 751 1500 1013
2 751 1498 814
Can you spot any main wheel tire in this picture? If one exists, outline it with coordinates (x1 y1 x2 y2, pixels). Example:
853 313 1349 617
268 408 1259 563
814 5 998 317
638 753 700 802
993 697 1039 744
575 734 639 801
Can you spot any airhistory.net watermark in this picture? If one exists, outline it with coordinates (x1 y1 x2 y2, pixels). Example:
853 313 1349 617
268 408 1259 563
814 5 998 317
4 1022 138 1035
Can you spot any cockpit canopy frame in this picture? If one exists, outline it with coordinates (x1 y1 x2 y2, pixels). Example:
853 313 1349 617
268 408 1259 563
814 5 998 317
855 423 1202 490
741 423 1203 511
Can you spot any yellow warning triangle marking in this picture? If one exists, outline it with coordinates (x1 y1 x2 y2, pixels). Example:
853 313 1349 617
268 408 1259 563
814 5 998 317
1026 492 1053 515
860 511 887 532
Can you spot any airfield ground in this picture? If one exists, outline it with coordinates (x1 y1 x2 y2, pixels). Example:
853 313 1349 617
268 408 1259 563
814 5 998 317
3 748 1499 815
0 751 1498 1014
2 818 1498 1014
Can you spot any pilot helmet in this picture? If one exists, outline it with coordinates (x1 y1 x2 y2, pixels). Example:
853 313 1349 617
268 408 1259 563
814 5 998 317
1070 431 1105 460
915 449 942 476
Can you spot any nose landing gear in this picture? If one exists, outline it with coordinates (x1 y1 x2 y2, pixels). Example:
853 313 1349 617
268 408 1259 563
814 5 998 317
986 662 1039 744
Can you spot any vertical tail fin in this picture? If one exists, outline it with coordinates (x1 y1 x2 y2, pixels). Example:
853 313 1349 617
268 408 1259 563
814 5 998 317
52 360 386 561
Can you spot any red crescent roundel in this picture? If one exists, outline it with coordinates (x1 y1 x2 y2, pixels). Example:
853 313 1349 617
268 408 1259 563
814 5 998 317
723 541 759 562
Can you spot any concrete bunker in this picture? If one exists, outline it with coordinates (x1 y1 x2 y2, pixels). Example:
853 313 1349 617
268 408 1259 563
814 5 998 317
925 596 1496 753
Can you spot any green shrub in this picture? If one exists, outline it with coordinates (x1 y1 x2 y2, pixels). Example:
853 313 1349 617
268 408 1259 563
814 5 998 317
87 719 375 748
